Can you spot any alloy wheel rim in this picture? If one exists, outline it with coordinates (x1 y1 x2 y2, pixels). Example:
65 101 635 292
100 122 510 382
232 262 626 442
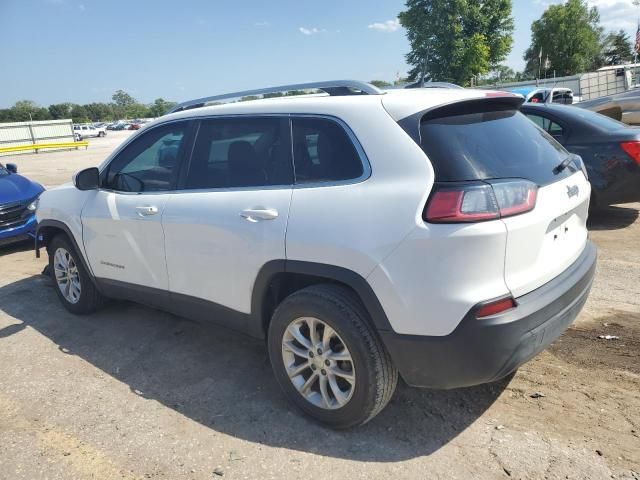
53 247 81 304
281 316 356 410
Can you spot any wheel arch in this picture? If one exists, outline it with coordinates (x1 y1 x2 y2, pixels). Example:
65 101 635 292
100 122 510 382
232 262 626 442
36 219 97 287
249 260 393 339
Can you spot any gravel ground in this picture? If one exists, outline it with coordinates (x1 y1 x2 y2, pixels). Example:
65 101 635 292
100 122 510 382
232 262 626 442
0 132 638 479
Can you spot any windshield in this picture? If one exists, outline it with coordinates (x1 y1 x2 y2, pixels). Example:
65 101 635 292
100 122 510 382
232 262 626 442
0 164 8 177
420 109 573 185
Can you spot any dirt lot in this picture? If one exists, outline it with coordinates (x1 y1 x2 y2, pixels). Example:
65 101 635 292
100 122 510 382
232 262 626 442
0 133 639 479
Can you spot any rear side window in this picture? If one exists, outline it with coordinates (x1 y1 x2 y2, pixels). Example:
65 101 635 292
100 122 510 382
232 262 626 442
184 117 292 189
420 109 571 185
292 117 364 183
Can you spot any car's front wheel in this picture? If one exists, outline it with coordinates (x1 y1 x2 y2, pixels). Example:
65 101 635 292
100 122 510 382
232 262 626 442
268 284 398 428
48 234 104 314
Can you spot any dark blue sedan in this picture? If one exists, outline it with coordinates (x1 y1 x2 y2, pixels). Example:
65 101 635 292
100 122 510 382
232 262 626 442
520 103 640 210
0 162 44 247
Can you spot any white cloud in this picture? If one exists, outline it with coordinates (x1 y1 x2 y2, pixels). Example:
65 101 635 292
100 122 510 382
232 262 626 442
368 18 401 33
78 3 85 11
299 27 325 35
255 20 270 27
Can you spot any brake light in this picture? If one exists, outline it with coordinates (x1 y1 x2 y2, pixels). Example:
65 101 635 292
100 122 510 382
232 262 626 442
424 180 538 223
476 297 516 318
620 141 640 165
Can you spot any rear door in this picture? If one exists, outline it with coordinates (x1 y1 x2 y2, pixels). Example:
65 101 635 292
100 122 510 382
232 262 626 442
420 105 590 298
162 116 293 316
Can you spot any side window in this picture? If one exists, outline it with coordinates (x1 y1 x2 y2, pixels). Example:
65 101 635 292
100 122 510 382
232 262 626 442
529 92 546 103
526 114 564 137
184 117 292 189
548 120 564 136
526 114 545 129
103 122 188 192
291 117 364 183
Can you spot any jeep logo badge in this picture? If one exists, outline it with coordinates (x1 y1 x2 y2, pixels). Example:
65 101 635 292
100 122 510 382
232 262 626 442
567 185 579 198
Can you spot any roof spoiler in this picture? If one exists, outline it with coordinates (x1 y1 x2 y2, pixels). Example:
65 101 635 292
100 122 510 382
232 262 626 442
168 80 384 114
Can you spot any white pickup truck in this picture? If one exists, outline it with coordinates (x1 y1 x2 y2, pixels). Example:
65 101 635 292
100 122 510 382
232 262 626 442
73 124 106 140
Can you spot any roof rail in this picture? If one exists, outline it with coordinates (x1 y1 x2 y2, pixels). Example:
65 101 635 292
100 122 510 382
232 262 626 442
168 80 383 114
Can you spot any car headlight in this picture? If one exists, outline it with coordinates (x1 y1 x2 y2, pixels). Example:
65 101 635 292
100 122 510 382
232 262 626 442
27 197 39 212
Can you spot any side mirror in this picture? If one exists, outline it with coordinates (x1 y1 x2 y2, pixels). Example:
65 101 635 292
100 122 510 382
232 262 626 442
74 167 100 191
6 163 17 173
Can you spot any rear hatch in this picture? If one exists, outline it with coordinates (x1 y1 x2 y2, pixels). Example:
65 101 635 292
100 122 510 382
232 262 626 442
417 98 590 297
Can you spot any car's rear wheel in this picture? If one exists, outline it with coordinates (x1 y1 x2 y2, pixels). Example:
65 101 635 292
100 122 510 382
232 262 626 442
48 234 104 314
268 284 398 428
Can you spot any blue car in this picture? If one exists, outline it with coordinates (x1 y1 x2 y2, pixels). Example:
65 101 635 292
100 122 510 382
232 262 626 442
0 162 44 247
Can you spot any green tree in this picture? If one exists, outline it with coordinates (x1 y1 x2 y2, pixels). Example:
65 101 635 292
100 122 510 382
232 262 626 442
70 104 90 124
147 98 176 117
84 103 113 122
112 90 136 107
399 0 514 85
524 0 602 77
48 103 73 120
126 103 150 119
9 100 50 122
370 80 392 88
111 90 136 119
602 30 634 66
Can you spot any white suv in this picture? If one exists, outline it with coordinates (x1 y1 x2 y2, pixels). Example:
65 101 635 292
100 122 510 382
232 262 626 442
36 81 597 428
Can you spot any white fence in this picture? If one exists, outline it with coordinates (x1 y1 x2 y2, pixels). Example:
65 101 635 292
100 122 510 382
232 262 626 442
0 119 75 157
478 66 635 100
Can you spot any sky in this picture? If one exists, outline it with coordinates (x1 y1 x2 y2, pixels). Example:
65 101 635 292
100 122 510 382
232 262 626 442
1 0 639 107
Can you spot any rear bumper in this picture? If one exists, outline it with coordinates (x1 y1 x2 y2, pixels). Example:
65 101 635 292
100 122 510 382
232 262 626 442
380 240 597 389
0 214 37 246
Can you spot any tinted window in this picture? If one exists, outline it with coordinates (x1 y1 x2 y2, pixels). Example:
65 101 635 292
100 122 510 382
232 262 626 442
420 110 572 185
529 92 546 103
552 91 573 105
525 114 564 137
292 118 363 183
103 122 188 192
184 117 292 189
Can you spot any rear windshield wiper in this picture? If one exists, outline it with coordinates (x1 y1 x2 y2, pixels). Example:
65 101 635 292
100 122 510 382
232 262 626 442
553 154 574 175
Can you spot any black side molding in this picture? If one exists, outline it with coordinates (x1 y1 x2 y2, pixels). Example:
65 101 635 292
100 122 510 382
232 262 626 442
248 260 394 338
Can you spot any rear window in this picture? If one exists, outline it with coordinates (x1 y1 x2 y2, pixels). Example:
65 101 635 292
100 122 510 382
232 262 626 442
420 109 572 185
564 107 628 131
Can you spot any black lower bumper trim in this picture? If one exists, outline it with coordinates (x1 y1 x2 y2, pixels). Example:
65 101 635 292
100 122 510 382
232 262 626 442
380 240 597 389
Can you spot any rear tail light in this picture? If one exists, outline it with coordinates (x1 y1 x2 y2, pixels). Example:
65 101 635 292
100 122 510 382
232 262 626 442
476 297 516 318
620 141 640 165
424 180 538 223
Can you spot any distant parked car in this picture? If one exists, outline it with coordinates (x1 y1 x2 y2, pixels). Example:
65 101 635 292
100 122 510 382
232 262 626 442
128 123 141 130
73 124 106 138
511 87 574 105
111 123 130 131
0 162 44 247
404 80 464 89
577 88 640 125
521 103 640 210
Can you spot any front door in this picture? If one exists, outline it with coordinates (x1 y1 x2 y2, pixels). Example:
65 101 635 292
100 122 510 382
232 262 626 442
82 120 192 290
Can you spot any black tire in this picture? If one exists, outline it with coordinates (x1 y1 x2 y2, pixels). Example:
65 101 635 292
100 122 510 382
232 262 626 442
48 234 104 315
268 284 398 428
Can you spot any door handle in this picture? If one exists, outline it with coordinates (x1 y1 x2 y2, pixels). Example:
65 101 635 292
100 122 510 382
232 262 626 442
136 205 159 217
240 208 278 222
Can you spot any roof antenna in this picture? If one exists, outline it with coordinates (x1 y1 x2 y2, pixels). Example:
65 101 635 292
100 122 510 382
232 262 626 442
420 56 426 87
